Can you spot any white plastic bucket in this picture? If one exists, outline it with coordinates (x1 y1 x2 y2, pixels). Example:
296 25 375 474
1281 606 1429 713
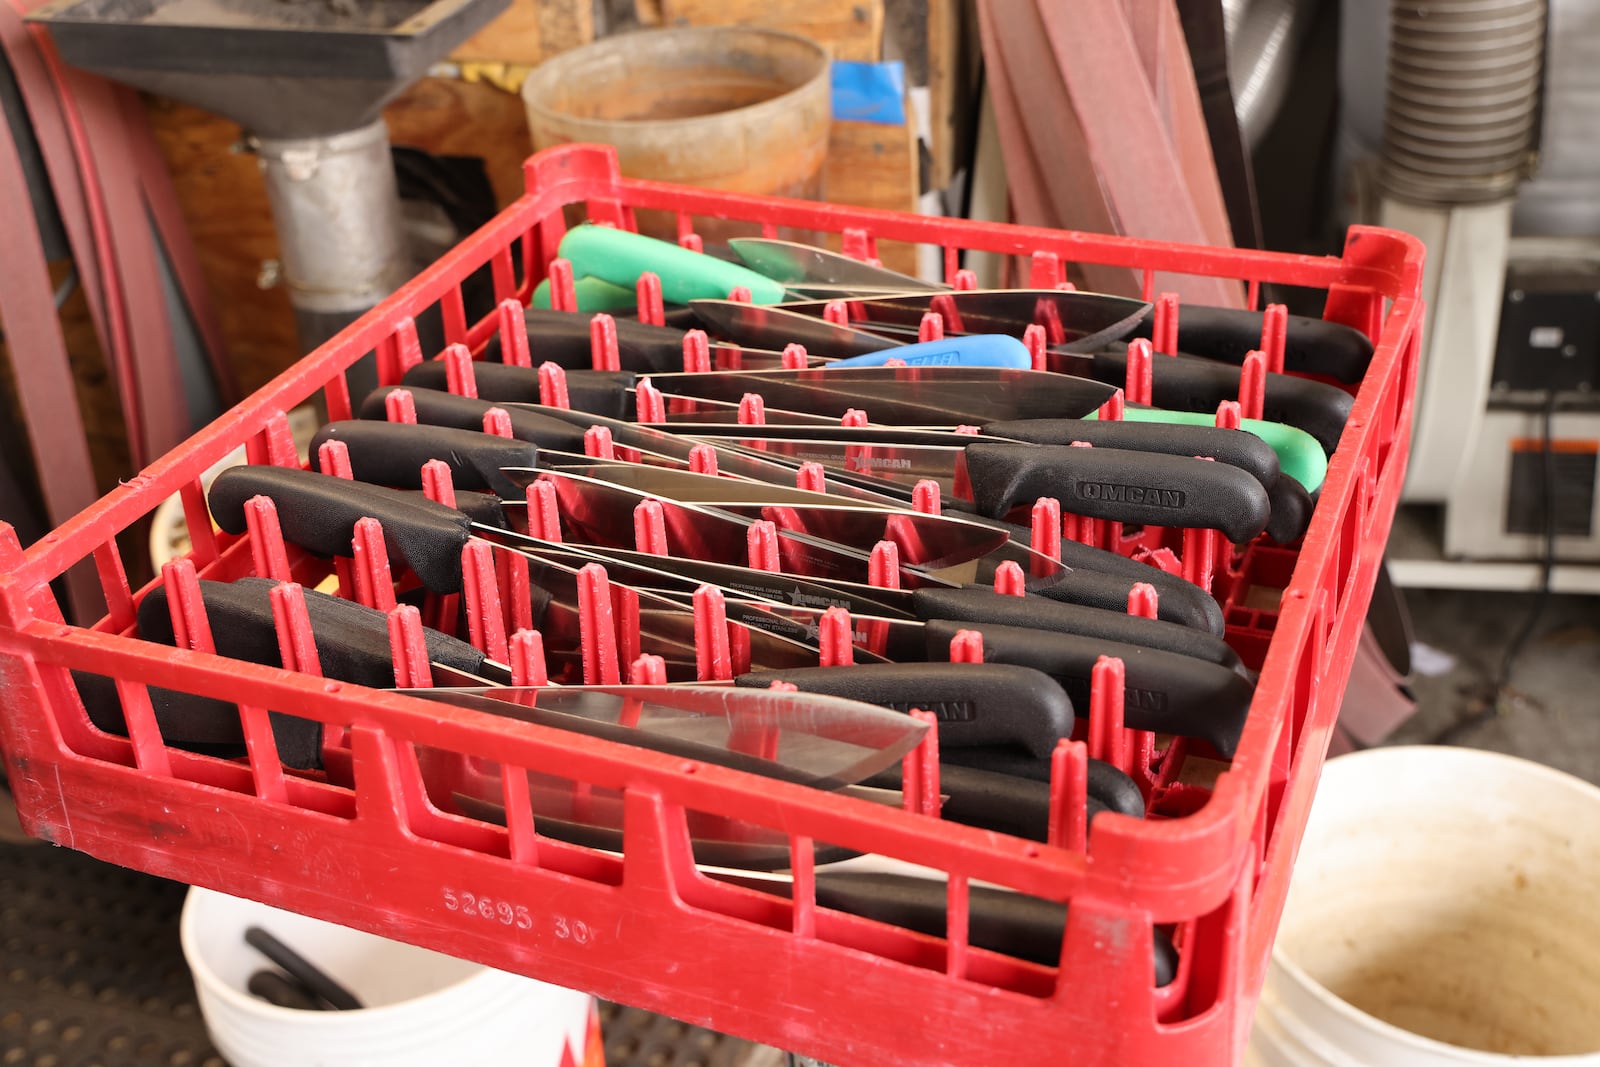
180 887 595 1067
1248 746 1600 1065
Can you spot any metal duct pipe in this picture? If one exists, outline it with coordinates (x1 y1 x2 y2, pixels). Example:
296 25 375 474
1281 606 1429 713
1378 0 1548 205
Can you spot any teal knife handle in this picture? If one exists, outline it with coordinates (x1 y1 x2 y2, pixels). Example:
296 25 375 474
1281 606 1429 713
531 275 638 312
559 226 789 306
1088 407 1327 493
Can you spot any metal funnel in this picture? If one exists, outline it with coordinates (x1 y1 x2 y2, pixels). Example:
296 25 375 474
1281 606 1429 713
27 0 510 373
26 0 508 139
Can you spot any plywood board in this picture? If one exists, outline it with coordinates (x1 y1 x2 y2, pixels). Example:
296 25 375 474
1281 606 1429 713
652 0 884 61
450 0 595 65
823 108 920 275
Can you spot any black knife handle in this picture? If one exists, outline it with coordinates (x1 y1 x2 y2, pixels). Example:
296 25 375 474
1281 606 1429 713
139 578 490 692
478 308 687 374
865 758 1141 834
360 386 594 455
963 442 1272 543
1091 348 1354 456
309 420 537 501
733 662 1072 759
982 418 1279 489
912 586 1243 672
802 873 1177 983
401 362 640 422
922 619 1253 758
940 747 1149 819
1266 472 1315 545
209 466 473 594
1129 305 1373 384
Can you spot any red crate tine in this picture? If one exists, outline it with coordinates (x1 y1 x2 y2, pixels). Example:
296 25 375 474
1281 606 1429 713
882 358 906 368
482 407 514 439
384 387 418 425
634 378 666 424
634 499 668 556
351 517 397 612
746 520 779 572
1215 400 1243 431
1246 278 1261 311
537 362 570 409
911 479 941 515
462 541 510 663
444 343 477 398
0 145 1426 1067
728 619 752 677
1099 388 1126 422
1182 526 1218 594
782 343 808 370
1030 498 1063 576
918 312 944 343
1029 251 1063 290
248 411 298 470
728 286 752 304
1088 655 1131 774
391 316 424 379
1125 338 1155 406
547 258 577 312
910 709 941 818
584 425 616 460
992 559 1025 597
1153 292 1180 355
841 408 868 428
243 496 292 584
1127 582 1159 620
682 329 711 374
161 558 214 655
509 628 548 688
418 459 456 510
737 393 765 426
387 604 432 688
526 480 561 542
952 268 978 291
947 628 983 664
577 562 621 685
318 439 354 481
868 541 900 590
1048 739 1089 854
269 581 322 678
1239 351 1267 422
498 299 533 369
823 300 849 327
692 585 733 682
819 606 854 668
1260 304 1288 375
589 313 621 372
637 272 665 328
630 652 667 687
941 245 959 283
1023 324 1048 371
677 232 702 254
613 585 642 684
499 548 532 634
954 424 980 436
688 444 718 477
1056 280 1077 292
841 228 872 261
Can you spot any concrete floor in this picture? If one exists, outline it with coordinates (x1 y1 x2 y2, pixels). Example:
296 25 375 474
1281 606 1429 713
1386 588 1600 783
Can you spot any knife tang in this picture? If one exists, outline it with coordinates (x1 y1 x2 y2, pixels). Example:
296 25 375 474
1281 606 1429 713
922 620 1253 758
1128 305 1374 383
310 420 538 501
736 662 1072 759
982 417 1280 489
962 442 1272 543
1093 346 1352 458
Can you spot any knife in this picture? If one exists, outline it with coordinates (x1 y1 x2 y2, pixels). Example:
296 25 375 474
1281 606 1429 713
723 239 1374 382
726 237 944 298
693 296 1346 465
353 388 1232 635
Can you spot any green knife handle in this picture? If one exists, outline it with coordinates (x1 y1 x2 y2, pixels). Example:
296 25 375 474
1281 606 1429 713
558 225 789 306
1089 407 1327 493
531 275 639 312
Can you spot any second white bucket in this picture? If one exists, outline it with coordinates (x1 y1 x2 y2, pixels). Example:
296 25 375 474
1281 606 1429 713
1248 745 1600 1066
180 888 597 1067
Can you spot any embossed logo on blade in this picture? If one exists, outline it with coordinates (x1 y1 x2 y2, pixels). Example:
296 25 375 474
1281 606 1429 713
1076 482 1186 508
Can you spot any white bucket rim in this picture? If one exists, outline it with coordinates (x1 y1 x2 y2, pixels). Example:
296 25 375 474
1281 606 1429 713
180 887 516 1028
1268 745 1600 1064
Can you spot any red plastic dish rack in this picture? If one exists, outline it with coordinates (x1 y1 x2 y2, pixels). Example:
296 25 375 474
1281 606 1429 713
0 144 1423 1065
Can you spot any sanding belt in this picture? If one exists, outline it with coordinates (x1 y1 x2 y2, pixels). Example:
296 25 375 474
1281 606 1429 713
0 0 236 622
976 0 1245 308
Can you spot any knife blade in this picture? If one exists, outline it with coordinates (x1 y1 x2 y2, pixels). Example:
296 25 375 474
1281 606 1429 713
727 237 944 297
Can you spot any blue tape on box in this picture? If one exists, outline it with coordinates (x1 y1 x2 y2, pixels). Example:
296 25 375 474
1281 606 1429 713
831 61 907 125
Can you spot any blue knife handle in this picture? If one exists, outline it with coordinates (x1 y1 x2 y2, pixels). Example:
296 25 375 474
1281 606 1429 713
827 334 1032 370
